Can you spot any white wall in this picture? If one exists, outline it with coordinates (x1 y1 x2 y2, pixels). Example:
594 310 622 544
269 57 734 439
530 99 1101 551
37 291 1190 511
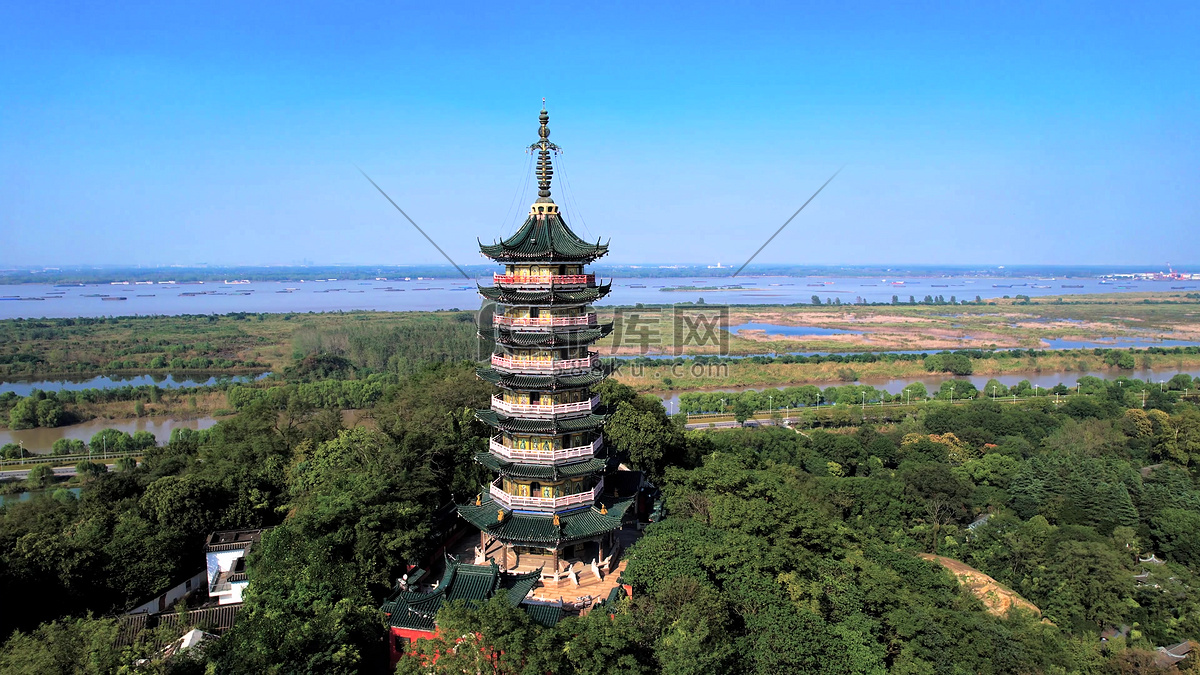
127 569 209 615
206 549 245 579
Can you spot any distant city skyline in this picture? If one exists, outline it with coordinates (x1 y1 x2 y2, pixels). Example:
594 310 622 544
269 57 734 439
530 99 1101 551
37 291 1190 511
2 2 1197 267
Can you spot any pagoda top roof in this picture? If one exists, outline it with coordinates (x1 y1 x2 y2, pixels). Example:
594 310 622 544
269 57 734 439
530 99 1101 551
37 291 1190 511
479 212 609 263
478 107 607 263
380 558 542 632
458 495 632 547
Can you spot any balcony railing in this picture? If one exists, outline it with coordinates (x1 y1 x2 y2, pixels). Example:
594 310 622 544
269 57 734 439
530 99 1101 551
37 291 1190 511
493 273 595 286
493 313 597 328
490 353 598 374
489 436 603 463
491 476 605 511
491 395 599 418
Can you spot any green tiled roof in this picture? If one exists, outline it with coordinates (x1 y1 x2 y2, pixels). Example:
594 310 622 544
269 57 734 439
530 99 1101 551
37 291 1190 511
522 602 565 628
382 560 543 632
457 495 632 546
476 409 607 433
493 326 611 347
476 367 608 391
476 453 610 479
478 284 611 305
479 213 609 263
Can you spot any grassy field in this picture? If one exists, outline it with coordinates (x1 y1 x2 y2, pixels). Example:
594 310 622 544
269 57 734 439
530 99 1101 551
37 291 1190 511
595 292 1200 355
2 293 1198 386
610 349 1200 393
0 310 477 380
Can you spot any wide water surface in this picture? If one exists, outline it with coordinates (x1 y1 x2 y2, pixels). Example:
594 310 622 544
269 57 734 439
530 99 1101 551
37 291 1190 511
0 417 219 454
2 276 1194 319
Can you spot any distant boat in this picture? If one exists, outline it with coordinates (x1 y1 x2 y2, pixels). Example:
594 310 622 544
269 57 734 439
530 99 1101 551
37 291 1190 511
224 279 251 285
1061 284 1084 288
629 284 646 288
102 296 127 301
136 294 155 297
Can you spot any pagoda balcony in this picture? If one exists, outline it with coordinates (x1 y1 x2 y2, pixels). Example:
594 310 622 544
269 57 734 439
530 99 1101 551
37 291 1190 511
490 476 604 512
491 395 599 418
490 353 599 374
489 435 603 463
493 273 595 287
493 313 597 328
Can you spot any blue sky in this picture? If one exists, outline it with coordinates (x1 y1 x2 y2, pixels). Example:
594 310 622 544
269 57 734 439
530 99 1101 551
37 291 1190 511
1 1 1197 267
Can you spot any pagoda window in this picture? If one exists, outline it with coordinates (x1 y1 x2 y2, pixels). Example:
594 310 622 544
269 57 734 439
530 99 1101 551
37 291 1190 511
541 485 555 499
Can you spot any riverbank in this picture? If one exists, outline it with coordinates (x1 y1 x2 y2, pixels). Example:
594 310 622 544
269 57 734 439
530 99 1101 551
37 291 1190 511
614 349 1200 393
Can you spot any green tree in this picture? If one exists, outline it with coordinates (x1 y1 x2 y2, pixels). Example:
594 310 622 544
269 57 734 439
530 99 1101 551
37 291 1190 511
210 527 387 674
733 398 756 426
25 464 55 489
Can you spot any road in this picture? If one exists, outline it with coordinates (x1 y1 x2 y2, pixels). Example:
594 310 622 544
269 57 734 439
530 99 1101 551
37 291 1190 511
0 464 117 481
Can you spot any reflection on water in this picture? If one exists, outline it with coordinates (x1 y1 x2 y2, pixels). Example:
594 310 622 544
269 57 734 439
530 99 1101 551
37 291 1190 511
0 417 219 454
729 323 862 337
0 372 270 397
0 488 82 507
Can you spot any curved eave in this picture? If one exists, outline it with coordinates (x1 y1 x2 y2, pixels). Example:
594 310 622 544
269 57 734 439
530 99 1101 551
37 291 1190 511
477 212 609 262
477 283 611 306
457 496 632 546
490 325 612 348
476 367 608 391
475 453 612 479
475 409 607 434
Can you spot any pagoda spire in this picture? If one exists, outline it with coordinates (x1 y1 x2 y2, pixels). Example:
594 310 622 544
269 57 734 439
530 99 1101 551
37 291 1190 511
532 101 559 201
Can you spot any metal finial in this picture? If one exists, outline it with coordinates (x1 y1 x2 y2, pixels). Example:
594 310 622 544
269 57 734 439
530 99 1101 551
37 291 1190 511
531 105 558 201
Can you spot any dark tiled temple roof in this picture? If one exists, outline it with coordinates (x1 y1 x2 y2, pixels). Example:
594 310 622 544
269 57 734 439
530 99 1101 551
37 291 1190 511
478 283 611 306
457 496 632 546
475 409 607 433
479 213 608 263
476 453 610 479
476 367 607 391
493 326 611 348
522 601 565 628
382 560 542 632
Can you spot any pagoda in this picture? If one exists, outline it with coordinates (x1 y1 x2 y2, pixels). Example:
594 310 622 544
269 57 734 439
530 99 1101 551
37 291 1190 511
457 106 631 573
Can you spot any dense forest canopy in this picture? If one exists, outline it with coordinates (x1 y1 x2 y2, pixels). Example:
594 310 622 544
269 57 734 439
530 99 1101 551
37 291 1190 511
4 359 1200 672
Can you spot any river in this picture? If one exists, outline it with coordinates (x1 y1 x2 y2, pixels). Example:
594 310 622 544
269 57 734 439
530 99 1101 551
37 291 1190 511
0 372 269 397
2 276 1194 320
0 417 219 454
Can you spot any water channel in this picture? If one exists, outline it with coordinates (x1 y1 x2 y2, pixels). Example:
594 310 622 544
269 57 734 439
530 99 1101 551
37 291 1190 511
0 417 219 454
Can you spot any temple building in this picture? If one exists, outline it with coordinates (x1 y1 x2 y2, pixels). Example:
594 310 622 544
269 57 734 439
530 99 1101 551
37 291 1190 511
383 107 658 666
457 106 647 574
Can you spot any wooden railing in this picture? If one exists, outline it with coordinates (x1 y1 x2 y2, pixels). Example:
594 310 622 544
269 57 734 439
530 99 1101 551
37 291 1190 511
493 313 597 328
489 436 602 462
491 476 604 511
490 353 598 373
493 273 595 286
491 395 599 417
